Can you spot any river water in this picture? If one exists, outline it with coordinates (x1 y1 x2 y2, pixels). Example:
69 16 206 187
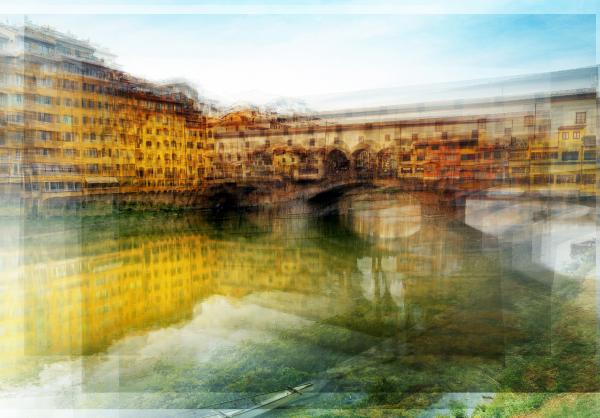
0 191 597 417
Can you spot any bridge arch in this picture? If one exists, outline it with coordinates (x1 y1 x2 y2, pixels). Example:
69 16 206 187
352 146 375 179
324 148 351 177
350 139 382 155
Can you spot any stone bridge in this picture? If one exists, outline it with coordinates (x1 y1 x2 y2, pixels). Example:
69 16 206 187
203 177 373 210
200 174 495 214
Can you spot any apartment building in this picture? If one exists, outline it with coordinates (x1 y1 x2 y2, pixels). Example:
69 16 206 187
0 23 212 212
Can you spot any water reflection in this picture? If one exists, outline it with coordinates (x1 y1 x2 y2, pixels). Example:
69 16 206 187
0 192 597 415
340 192 422 243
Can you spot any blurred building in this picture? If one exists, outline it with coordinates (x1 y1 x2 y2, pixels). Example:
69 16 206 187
0 22 598 213
0 22 213 213
210 75 598 196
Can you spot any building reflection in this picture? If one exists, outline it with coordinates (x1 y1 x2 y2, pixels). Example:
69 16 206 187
1 213 350 370
0 194 574 381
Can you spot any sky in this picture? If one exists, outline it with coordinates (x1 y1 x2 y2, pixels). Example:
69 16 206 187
1 1 598 107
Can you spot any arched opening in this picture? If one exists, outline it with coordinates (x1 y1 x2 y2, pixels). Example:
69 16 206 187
377 149 398 178
325 148 350 177
352 148 373 179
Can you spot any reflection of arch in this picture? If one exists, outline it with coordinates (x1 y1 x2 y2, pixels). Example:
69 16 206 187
325 148 350 177
377 148 397 178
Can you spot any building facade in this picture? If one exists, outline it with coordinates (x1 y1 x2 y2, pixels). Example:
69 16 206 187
211 91 598 196
1 22 598 214
0 23 213 213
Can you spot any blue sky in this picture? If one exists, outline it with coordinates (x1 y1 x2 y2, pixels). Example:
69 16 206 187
1 1 598 105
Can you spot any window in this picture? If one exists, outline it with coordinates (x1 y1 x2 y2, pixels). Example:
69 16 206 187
37 113 53 123
286 139 292 146
573 131 580 139
581 174 596 184
8 131 24 141
524 115 535 126
561 151 579 161
309 138 315 146
556 175 576 184
562 132 569 140
412 133 418 141
45 182 66 192
584 150 596 161
576 112 586 124
36 78 53 88
36 95 52 105
36 131 52 141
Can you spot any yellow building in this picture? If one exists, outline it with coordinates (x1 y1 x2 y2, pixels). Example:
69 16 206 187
0 23 212 213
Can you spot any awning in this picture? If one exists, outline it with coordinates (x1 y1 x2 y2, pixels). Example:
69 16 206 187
85 176 119 184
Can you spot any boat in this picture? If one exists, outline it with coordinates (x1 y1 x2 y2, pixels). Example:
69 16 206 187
200 383 313 418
